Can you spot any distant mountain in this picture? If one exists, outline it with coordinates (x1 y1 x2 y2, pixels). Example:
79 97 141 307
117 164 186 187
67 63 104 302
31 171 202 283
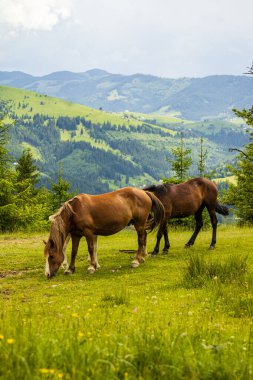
1 70 253 120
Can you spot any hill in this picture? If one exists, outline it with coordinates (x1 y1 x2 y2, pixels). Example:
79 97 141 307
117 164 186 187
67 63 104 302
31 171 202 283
1 70 253 120
0 85 247 193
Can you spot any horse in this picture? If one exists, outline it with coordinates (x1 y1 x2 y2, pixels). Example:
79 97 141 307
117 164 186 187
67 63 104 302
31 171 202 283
144 177 229 254
43 187 164 278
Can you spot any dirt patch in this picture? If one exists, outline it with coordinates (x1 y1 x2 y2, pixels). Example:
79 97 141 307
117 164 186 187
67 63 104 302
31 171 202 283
0 268 40 279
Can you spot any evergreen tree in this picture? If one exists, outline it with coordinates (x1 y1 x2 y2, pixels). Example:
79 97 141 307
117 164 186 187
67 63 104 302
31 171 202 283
0 104 51 231
225 106 253 223
166 132 192 182
0 107 18 231
0 112 10 174
197 137 208 177
50 162 75 211
16 148 39 186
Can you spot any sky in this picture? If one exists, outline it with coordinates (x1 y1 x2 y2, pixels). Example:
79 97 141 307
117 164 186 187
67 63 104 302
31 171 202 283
0 0 253 78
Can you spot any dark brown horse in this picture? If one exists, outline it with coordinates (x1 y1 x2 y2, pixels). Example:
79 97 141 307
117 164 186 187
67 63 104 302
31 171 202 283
44 187 164 278
144 177 229 254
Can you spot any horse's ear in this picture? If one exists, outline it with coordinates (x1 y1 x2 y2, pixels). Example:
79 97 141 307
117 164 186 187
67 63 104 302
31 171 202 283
43 240 47 245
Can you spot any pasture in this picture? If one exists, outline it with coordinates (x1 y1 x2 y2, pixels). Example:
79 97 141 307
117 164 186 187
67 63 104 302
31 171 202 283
1 226 253 379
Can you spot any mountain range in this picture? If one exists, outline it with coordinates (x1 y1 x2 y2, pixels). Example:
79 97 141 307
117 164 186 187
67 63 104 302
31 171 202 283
1 69 253 120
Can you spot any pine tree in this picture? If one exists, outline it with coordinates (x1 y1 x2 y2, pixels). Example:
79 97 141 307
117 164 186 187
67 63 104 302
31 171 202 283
50 162 75 211
225 106 253 223
0 104 51 231
0 107 18 231
197 137 208 177
166 132 192 182
0 114 10 175
16 148 39 186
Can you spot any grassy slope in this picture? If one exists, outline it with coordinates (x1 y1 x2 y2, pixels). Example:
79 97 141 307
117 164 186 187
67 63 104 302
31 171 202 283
0 85 139 126
0 226 253 379
0 86 182 131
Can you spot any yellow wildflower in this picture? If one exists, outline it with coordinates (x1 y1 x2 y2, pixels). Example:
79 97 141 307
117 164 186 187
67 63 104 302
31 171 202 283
78 332 84 338
71 313 79 318
7 338 15 344
39 369 49 374
0 335 4 340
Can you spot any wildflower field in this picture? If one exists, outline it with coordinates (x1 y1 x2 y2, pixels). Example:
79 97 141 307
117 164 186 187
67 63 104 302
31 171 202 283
1 226 253 380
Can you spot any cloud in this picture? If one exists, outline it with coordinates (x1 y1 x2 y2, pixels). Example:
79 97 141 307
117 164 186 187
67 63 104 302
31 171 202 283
0 0 73 31
0 0 253 77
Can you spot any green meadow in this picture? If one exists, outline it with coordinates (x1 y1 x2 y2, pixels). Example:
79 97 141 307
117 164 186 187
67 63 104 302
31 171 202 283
1 226 253 379
0 86 151 128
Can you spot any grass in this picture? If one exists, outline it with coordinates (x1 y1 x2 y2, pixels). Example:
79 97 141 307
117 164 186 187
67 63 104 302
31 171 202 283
1 226 253 379
182 253 248 288
0 86 142 127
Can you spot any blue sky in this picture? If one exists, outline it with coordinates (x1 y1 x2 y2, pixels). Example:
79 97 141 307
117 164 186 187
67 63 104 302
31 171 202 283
0 0 253 78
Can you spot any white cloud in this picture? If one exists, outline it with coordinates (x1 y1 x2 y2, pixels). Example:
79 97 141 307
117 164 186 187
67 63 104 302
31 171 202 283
0 0 253 77
0 0 73 31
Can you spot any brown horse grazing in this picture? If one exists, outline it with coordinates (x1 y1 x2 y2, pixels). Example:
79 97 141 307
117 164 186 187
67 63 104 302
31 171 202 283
44 187 164 278
144 177 229 255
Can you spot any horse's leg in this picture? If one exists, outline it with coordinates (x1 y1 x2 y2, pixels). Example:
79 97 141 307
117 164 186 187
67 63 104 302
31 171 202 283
93 235 100 269
185 205 205 248
132 225 147 268
64 234 81 274
61 234 70 270
86 234 99 273
152 222 166 255
162 223 170 254
207 206 218 250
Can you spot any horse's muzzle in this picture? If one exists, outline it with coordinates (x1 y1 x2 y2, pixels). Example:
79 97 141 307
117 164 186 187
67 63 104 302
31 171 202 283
47 272 56 279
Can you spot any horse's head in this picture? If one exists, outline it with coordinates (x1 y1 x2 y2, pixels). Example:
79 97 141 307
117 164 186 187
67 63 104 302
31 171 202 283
44 238 64 278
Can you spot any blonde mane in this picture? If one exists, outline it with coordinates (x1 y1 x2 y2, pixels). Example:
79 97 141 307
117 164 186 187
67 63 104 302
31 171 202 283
47 201 74 252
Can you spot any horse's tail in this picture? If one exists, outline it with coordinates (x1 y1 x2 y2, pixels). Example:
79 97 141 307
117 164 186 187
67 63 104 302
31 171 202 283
145 191 165 232
215 202 229 216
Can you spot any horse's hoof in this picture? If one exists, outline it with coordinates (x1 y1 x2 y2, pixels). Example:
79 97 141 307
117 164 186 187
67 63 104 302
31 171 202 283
96 263 101 269
88 266 96 274
162 250 168 255
139 257 145 263
151 252 158 256
185 244 191 249
64 269 73 275
131 260 140 268
209 246 215 250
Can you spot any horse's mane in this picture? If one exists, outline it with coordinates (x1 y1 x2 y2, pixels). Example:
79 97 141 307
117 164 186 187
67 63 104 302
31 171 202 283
47 201 74 252
144 183 172 196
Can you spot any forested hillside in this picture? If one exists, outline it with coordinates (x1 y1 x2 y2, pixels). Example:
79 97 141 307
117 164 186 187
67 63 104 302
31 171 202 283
1 70 253 119
0 85 247 193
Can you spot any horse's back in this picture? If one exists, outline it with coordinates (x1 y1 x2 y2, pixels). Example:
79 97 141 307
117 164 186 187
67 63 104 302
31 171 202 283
147 178 218 218
74 187 151 209
69 187 152 236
